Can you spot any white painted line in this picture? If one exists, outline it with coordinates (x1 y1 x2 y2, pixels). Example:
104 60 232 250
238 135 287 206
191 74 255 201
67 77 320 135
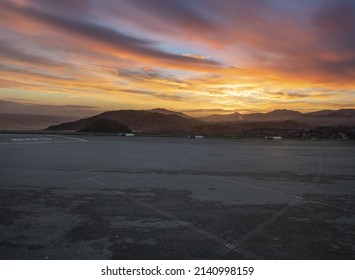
49 135 87 142
11 138 44 141
1 135 86 145
0 140 86 145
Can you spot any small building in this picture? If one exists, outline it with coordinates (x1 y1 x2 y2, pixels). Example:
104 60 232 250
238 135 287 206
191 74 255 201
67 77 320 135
265 136 282 140
188 135 204 139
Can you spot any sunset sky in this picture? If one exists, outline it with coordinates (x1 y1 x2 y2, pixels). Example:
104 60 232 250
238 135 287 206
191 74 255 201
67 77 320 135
0 0 354 117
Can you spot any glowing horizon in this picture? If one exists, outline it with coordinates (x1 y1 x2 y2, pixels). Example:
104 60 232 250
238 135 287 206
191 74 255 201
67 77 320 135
0 0 354 117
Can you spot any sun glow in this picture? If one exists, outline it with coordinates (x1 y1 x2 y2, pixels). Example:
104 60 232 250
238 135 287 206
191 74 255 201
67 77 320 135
0 0 354 116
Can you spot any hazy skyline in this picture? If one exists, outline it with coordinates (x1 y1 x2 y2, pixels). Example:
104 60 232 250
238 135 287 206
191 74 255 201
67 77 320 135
0 0 354 116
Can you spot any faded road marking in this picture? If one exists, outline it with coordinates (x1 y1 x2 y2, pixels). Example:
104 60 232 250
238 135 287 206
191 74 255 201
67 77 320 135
0 135 87 145
88 176 261 260
50 135 87 142
211 157 324 259
11 137 52 142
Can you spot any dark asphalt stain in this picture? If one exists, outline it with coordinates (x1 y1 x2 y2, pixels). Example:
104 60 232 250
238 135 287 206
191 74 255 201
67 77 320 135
91 168 355 184
27 245 46 250
0 186 354 259
0 242 22 249
0 208 26 225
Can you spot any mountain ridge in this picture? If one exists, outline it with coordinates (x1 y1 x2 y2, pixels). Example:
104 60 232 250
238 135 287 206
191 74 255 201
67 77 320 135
45 109 202 132
44 108 355 133
200 109 355 124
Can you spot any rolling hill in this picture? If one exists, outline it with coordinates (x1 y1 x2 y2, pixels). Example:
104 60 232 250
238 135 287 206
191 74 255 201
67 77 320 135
78 119 132 133
46 109 202 132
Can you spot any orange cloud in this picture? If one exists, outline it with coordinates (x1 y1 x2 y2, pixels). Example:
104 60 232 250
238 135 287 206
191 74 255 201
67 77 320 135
0 0 354 115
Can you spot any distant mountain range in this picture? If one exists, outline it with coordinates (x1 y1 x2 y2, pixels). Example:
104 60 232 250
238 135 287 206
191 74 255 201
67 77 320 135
200 112 243 122
148 108 193 119
46 109 202 132
199 109 355 124
44 108 355 135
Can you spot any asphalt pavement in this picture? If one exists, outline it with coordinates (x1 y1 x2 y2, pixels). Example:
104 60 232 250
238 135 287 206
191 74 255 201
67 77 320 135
0 133 354 259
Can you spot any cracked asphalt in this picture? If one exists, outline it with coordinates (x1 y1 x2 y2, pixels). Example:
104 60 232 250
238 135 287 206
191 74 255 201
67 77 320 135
0 133 354 259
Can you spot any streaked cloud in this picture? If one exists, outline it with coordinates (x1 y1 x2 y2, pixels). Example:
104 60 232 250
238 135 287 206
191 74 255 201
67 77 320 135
0 99 99 117
0 0 354 115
